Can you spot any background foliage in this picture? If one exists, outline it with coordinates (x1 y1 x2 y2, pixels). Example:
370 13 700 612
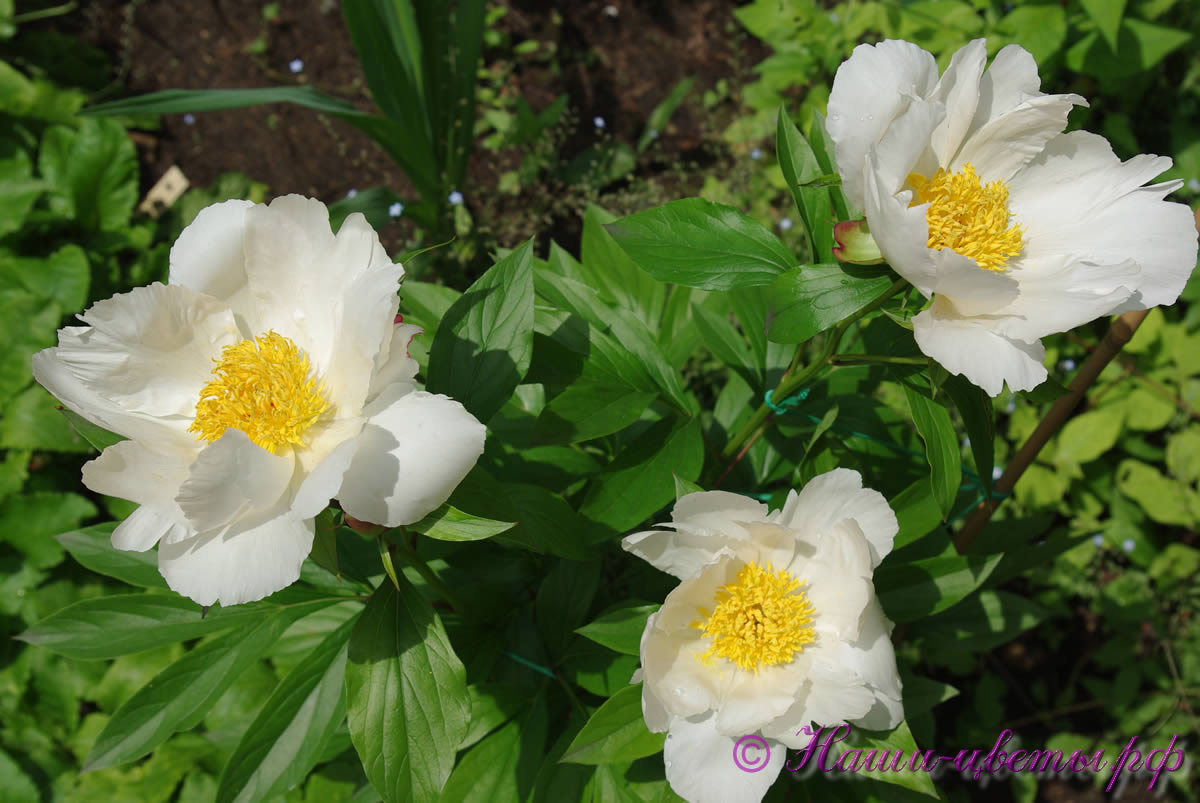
1 0 1198 802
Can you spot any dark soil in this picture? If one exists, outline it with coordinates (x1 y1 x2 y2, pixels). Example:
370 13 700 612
72 0 755 256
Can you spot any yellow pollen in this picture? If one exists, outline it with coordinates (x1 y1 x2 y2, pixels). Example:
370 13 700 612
693 562 816 672
908 163 1024 272
189 331 330 454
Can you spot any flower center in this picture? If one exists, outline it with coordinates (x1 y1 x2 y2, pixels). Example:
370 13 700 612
189 331 330 454
693 562 816 672
908 162 1024 272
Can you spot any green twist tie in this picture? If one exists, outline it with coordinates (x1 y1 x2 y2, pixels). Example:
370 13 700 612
505 651 557 680
764 387 810 415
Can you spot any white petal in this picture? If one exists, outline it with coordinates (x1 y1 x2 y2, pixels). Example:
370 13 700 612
989 254 1139 341
802 662 876 727
955 92 1086 183
624 491 766 579
292 418 365 520
714 660 806 736
928 38 986 167
675 490 770 534
111 505 191 552
928 248 1019 316
912 302 1047 396
778 469 898 566
1010 131 1197 311
174 429 296 533
862 154 938 296
853 692 905 732
366 322 423 405
32 349 194 448
799 522 875 640
82 440 191 510
642 682 671 733
970 45 1043 131
663 714 785 803
337 387 486 527
835 598 903 701
827 39 939 209
53 282 240 419
168 199 256 324
158 514 314 606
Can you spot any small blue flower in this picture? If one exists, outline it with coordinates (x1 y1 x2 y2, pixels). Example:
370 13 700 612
346 188 358 199
448 190 464 206
1005 397 1016 414
1122 538 1136 553
648 129 659 140
778 217 793 232
1061 358 1077 372
593 116 606 129
1091 534 1104 547
750 147 763 161
963 437 971 448
388 202 404 218
289 58 304 74
183 113 196 126
1188 177 1200 193
992 466 1003 481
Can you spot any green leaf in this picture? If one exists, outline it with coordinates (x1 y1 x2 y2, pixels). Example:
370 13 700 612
581 204 666 328
459 683 528 751
37 118 137 232
57 407 125 451
606 198 796 291
890 481 945 550
580 417 705 535
1065 18 1192 79
346 577 470 803
1079 0 1127 52
638 78 693 153
216 615 355 803
0 490 97 569
439 703 547 803
537 384 657 444
673 474 705 500
767 264 894 343
776 107 834 262
904 386 961 521
86 87 442 202
536 559 601 658
0 153 44 239
408 504 516 542
426 239 535 423
691 302 757 387
561 685 665 764
1055 405 1124 465
0 385 95 453
876 553 1002 622
56 523 166 589
911 590 1046 651
942 375 994 498
87 609 312 770
808 721 938 797
0 747 38 803
996 4 1067 65
310 508 339 577
1117 459 1195 525
575 604 658 656
17 591 335 660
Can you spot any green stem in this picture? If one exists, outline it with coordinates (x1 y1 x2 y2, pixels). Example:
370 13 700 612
392 529 467 613
718 278 908 463
830 354 927 366
12 2 77 23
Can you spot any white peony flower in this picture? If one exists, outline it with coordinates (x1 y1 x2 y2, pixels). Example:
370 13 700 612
827 39 1199 396
34 196 486 606
622 469 903 803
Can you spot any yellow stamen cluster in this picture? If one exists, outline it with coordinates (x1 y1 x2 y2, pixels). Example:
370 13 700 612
908 163 1024 272
694 562 816 672
189 331 329 454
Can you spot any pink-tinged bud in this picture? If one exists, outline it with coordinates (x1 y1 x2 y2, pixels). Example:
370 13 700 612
344 514 386 536
394 313 404 324
833 219 885 265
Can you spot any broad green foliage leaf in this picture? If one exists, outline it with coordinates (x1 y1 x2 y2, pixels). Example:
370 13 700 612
876 553 1002 622
408 504 516 542
580 417 705 535
996 4 1068 65
309 508 339 577
346 577 469 803
673 475 705 500
943 375 994 498
460 683 528 751
86 609 311 770
575 604 658 656
691 302 757 387
767 263 893 343
0 294 58 405
903 387 961 520
440 703 547 803
1166 426 1200 484
809 721 938 797
1079 0 1127 52
1117 459 1197 525
1149 544 1200 594
17 591 336 660
216 616 355 803
0 245 90 311
56 523 166 589
399 281 461 334
561 685 666 764
1 385 95 452
37 118 137 232
606 198 796 291
57 407 125 451
427 239 535 423
1056 405 1124 465
911 590 1046 651
776 107 834 262
536 559 601 657
537 384 657 444
581 205 666 328
0 747 38 803
0 490 96 569
1065 18 1192 79
0 152 44 238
